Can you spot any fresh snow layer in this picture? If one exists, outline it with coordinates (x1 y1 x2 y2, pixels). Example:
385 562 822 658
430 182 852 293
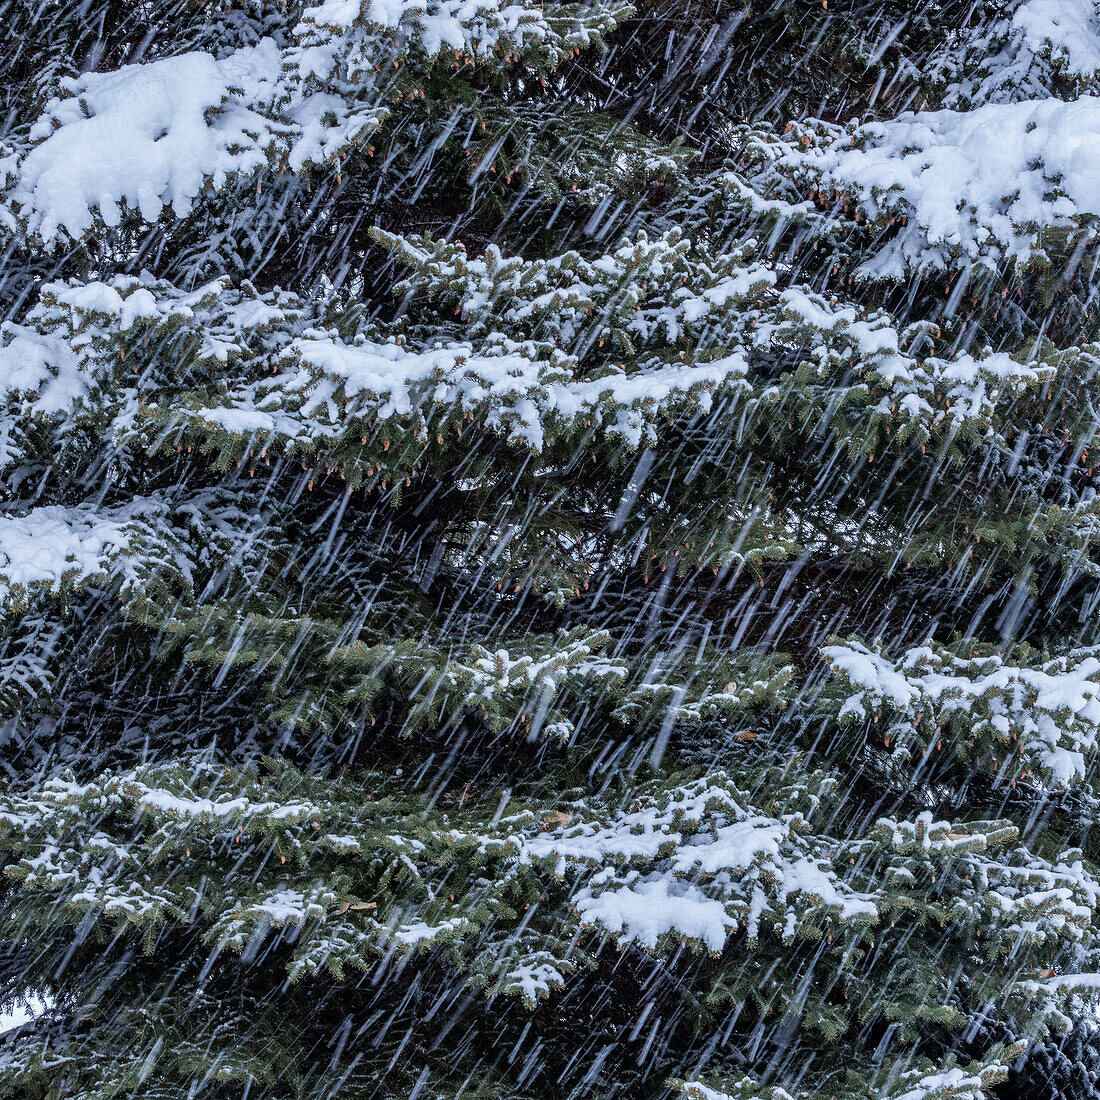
302 0 552 55
14 44 284 243
825 641 1100 786
1011 0 1100 76
0 502 164 606
187 336 751 453
526 777 880 951
0 494 253 610
0 995 50 1036
0 325 86 415
7 0 621 242
8 760 1100 1026
295 0 615 65
785 96 1100 274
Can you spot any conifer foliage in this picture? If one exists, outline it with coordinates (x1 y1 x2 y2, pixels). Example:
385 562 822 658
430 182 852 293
5 1 1100 1099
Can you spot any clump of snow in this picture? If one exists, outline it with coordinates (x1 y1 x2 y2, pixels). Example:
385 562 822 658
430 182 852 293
12 44 285 244
824 639 1100 787
0 489 279 617
0 325 86 418
1012 1 1100 76
770 98 1100 275
0 501 175 609
0 995 49 1036
932 0 1100 107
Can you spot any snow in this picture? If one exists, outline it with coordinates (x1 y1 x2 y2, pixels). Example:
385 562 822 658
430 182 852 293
894 1066 1002 1100
934 0 1100 106
388 228 778 353
777 97 1100 274
0 489 273 617
824 642 921 713
250 889 330 925
576 876 738 952
304 0 553 56
5 5 1100 1092
0 325 86 415
138 790 253 818
7 233 1045 498
675 1079 798 1100
825 640 1100 786
14 44 284 243
670 818 784 874
1021 972 1100 992
181 334 752 455
0 274 297 446
0 995 48 1035
526 772 1100 962
135 789 319 823
4 0 630 242
0 501 169 607
439 632 627 741
1012 1 1100 76
499 955 569 1007
676 1052 1015 1100
375 226 1054 460
392 918 469 944
295 0 622 68
0 0 628 241
5 750 1099 1071
528 775 878 951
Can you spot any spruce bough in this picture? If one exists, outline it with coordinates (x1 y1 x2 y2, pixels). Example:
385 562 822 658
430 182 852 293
4 1 1100 1099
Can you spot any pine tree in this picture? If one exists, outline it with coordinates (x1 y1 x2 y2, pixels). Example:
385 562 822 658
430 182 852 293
4 1 1100 1099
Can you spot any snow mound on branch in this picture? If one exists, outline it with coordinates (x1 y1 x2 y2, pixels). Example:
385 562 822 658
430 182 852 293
0 493 263 613
1012 1 1100 75
786 97 1100 274
0 326 85 415
932 0 1100 107
13 42 285 244
675 1045 1019 1100
296 0 621 65
187 335 751 453
0 501 176 607
303 0 553 55
824 639 1100 787
526 776 879 952
674 1079 800 1100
